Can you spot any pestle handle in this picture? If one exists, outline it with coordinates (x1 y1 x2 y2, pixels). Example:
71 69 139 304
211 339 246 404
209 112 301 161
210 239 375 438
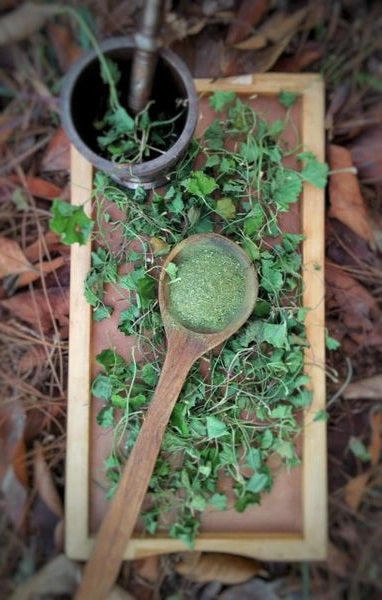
75 329 204 600
128 0 165 114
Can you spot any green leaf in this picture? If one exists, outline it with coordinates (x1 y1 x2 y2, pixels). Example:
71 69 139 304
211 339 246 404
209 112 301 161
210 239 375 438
96 348 126 371
349 437 370 462
106 105 135 134
141 363 158 386
279 90 298 108
245 447 261 470
171 404 190 436
274 439 295 460
314 409 328 422
234 492 260 512
298 152 329 188
50 199 94 245
206 415 228 439
246 472 269 493
209 90 235 112
239 139 260 163
326 333 341 350
183 171 219 198
165 262 178 281
209 493 227 510
273 169 302 209
92 374 113 400
137 275 156 305
242 238 260 261
261 259 283 292
96 405 114 428
216 197 236 220
267 119 285 138
205 155 220 168
190 495 206 511
291 389 313 408
261 429 273 449
93 305 113 321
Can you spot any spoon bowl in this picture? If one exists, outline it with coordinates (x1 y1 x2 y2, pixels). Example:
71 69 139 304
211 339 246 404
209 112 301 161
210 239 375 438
76 234 258 600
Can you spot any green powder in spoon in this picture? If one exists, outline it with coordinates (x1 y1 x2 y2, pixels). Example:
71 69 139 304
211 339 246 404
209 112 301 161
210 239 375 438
168 246 247 332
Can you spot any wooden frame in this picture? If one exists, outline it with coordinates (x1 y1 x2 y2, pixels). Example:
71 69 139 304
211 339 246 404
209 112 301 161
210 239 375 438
66 73 327 561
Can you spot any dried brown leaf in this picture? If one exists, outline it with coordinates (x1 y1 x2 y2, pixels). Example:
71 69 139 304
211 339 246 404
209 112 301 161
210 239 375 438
33 443 63 518
0 286 69 332
232 7 307 50
0 236 33 278
222 37 292 76
328 145 375 245
274 41 323 72
24 230 62 262
135 555 160 583
15 256 65 288
41 127 70 172
348 126 382 183
0 1 61 45
343 374 382 400
226 0 269 46
344 471 370 511
326 542 351 578
48 22 83 73
325 263 380 335
175 552 263 584
3 174 63 199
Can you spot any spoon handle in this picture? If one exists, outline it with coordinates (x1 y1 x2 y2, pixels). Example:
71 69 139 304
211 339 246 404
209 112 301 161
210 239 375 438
75 331 203 600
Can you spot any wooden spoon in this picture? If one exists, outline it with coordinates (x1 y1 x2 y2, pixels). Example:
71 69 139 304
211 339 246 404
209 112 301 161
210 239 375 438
76 233 258 599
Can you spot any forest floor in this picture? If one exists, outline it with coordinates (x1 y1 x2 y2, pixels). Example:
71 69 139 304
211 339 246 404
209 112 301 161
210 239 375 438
0 1 381 598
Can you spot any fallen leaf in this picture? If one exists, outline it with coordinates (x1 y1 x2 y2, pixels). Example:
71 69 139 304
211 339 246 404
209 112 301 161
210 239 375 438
33 443 63 518
274 41 324 72
348 126 382 183
325 263 380 335
232 8 307 50
1 465 28 528
328 145 375 245
344 471 370 511
226 0 269 46
2 174 63 200
0 236 33 278
14 256 65 289
24 230 62 262
0 114 22 143
134 555 159 583
343 374 382 400
8 554 80 600
41 127 70 172
0 286 69 333
175 552 263 584
48 22 83 73
0 1 62 45
222 38 293 76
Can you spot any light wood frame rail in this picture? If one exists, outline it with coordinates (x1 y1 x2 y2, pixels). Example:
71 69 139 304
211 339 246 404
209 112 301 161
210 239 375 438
66 73 327 561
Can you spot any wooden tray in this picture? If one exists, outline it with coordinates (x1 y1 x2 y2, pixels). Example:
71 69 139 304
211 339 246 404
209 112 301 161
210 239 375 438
66 73 327 561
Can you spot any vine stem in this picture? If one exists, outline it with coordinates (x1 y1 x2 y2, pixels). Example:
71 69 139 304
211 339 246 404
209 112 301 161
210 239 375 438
56 6 120 110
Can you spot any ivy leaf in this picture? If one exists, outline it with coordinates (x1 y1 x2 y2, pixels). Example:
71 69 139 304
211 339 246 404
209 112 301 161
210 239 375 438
349 437 370 462
96 405 115 428
93 305 113 321
141 362 158 386
183 171 219 198
209 493 227 510
273 169 302 210
273 439 295 460
106 105 135 134
50 199 94 245
92 374 113 400
261 259 283 292
206 415 228 439
279 90 298 108
205 155 220 168
165 262 178 281
267 119 285 138
209 90 235 112
314 409 328 422
234 492 260 512
96 348 126 371
216 197 236 220
246 472 269 494
245 447 262 470
326 333 341 350
298 152 329 188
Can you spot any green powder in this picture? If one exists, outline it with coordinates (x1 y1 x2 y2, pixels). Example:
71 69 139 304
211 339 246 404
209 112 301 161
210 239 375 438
168 246 247 332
